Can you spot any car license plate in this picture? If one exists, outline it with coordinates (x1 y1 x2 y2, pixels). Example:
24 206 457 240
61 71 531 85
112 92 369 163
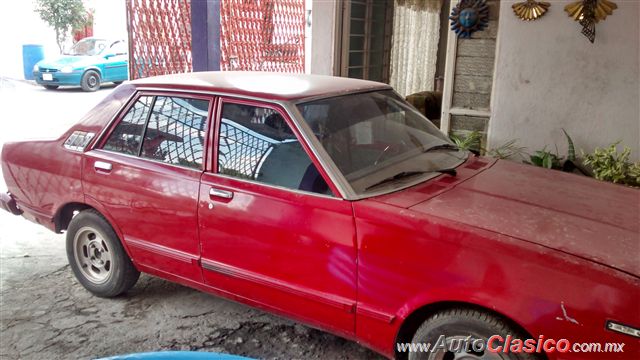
42 73 53 81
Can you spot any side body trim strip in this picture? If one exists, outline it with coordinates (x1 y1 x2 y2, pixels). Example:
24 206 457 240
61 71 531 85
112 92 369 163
201 258 355 313
126 237 198 264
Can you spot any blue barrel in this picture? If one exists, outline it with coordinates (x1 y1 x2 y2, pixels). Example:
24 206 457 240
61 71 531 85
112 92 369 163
22 44 45 80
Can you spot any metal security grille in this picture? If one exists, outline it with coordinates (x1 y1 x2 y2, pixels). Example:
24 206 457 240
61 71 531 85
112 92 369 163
126 0 193 79
220 0 305 72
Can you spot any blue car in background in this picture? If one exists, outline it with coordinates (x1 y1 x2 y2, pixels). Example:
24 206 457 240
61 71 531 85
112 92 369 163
33 37 128 92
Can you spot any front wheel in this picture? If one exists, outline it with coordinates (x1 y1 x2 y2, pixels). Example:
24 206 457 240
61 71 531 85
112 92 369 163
408 308 539 360
66 210 139 297
80 70 101 92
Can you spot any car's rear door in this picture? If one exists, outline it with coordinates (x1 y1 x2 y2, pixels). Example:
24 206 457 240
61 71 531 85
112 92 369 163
198 97 357 337
83 92 213 283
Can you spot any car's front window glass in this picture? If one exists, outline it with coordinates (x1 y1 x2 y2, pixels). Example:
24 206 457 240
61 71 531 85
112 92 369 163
218 102 332 196
66 39 108 56
109 41 127 55
141 96 209 169
297 90 467 195
103 96 153 155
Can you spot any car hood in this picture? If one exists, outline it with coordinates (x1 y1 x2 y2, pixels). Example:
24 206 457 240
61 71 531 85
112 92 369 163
375 159 640 277
37 55 96 69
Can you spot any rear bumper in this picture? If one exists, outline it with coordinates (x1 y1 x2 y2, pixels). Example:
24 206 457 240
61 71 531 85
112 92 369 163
0 192 22 215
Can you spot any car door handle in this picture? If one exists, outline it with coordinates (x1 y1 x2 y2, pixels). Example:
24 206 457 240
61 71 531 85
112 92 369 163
94 161 112 172
209 188 233 200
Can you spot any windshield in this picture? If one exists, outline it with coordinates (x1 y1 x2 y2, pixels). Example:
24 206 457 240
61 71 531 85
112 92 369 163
66 38 108 56
296 90 467 195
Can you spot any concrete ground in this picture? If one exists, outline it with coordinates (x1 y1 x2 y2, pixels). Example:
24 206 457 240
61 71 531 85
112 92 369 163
0 78 383 360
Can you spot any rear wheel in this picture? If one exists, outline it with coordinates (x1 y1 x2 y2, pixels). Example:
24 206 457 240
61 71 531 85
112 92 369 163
408 308 539 360
43 85 59 90
66 210 139 297
80 70 101 92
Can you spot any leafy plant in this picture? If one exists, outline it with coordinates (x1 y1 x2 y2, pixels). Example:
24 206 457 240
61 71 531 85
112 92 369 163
628 163 640 186
583 142 640 187
34 0 87 53
528 129 581 171
450 131 482 152
486 139 527 159
529 148 563 169
562 128 576 162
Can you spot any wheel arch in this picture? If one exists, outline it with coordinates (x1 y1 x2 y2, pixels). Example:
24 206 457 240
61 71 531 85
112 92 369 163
82 66 102 78
53 199 136 262
54 202 93 233
393 301 545 360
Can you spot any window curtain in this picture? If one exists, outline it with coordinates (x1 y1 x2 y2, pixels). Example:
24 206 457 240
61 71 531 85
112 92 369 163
390 0 442 96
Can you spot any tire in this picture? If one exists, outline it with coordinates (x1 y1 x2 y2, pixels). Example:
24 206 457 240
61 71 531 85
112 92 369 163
80 70 101 92
66 209 139 297
407 308 539 360
43 85 59 90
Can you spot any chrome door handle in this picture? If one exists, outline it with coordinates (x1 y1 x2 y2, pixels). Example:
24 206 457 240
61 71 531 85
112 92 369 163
94 161 112 172
209 188 233 199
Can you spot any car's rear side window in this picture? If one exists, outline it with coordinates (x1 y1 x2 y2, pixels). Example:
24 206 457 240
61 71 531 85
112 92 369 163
218 102 332 196
140 96 209 169
103 96 153 155
102 94 210 170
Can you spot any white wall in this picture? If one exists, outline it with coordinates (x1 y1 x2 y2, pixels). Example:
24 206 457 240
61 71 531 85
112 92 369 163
0 1 59 79
309 0 339 75
305 0 313 73
92 0 127 40
490 1 639 161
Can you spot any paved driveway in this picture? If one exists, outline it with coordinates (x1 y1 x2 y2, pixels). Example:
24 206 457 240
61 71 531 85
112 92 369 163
0 78 383 360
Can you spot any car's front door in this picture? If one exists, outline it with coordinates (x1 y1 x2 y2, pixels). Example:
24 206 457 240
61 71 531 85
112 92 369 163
198 98 357 336
102 40 128 82
84 93 213 283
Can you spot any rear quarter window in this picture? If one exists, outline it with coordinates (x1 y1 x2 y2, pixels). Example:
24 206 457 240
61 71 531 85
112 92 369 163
103 96 153 155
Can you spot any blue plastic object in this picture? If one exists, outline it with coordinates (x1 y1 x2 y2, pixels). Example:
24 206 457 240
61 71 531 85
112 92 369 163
97 351 254 360
22 44 45 80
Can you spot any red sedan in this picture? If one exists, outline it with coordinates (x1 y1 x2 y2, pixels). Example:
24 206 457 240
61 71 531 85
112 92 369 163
1 72 638 360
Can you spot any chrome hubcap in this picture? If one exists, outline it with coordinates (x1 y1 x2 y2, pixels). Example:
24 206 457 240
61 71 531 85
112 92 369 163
429 336 506 360
73 227 112 284
88 76 97 87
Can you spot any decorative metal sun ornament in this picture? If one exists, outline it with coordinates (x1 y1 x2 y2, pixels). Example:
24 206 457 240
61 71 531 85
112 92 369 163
512 0 550 21
449 0 490 38
565 0 618 43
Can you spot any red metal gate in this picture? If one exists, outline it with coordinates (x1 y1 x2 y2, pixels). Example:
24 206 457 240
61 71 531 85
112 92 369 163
126 0 305 79
220 0 305 73
126 0 193 80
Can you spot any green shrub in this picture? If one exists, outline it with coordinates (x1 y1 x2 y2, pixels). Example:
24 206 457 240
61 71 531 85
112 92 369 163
583 142 639 187
528 129 574 170
450 131 482 152
529 148 563 169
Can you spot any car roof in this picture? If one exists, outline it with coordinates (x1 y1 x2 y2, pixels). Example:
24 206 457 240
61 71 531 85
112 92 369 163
129 71 392 101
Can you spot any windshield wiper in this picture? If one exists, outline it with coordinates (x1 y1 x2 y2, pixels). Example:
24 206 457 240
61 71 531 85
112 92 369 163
365 171 426 191
435 168 457 176
423 143 459 153
365 167 460 192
